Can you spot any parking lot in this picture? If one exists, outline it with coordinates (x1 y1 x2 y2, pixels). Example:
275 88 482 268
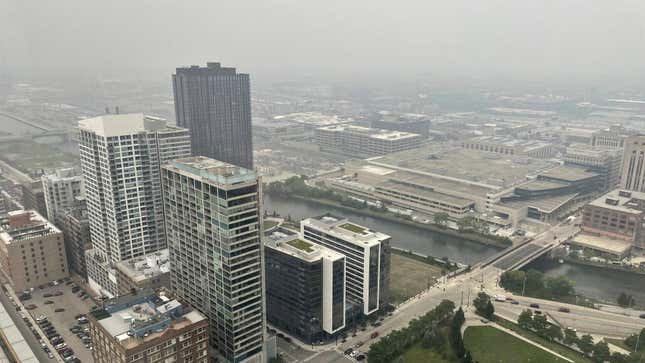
25 279 95 362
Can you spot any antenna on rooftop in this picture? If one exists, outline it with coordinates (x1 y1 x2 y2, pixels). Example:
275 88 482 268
105 107 110 114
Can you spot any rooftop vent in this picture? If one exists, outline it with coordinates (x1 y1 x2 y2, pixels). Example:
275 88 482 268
605 198 619 206
619 190 632 198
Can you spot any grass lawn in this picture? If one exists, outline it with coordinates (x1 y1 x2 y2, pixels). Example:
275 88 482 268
401 343 455 363
495 318 594 363
465 326 568 363
389 253 443 305
286 239 314 252
262 220 279 230
339 222 367 234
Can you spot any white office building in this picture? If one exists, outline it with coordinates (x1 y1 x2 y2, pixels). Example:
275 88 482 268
301 215 390 316
78 113 190 296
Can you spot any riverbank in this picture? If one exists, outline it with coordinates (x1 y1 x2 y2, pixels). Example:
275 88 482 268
561 256 645 276
280 193 512 249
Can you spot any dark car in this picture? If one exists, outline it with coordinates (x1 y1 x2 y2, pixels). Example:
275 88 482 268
530 303 540 309
44 300 54 304
55 308 65 313
558 307 571 313
534 310 542 315
53 291 64 296
71 287 80 293
43 293 53 298
344 349 353 355
510 300 519 305
356 354 366 361
639 313 645 319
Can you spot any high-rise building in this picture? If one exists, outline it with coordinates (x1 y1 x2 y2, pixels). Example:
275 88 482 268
89 289 209 363
301 215 390 316
173 62 253 169
264 230 345 343
78 114 190 296
42 168 84 221
0 210 68 291
620 135 645 192
162 157 265 363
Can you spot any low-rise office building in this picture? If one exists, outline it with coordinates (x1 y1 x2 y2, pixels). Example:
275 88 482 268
0 210 68 291
301 215 390 316
89 290 209 363
461 136 554 159
265 232 345 343
115 249 170 296
315 124 424 157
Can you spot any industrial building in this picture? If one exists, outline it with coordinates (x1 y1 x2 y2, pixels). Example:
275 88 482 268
88 289 209 363
265 230 345 343
461 136 555 159
0 210 68 292
301 215 390 316
315 125 424 157
162 157 265 363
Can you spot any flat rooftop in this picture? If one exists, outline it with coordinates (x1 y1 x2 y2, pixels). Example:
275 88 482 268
78 113 186 137
165 156 257 185
318 124 421 140
0 210 60 244
368 147 558 189
571 233 632 256
302 215 390 247
469 136 552 152
565 143 622 159
265 233 344 262
115 249 169 283
500 193 579 213
0 299 38 363
274 112 353 127
538 165 598 182
588 189 645 214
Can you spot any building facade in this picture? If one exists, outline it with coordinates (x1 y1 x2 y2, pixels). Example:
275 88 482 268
42 168 84 222
461 136 554 159
55 198 91 278
371 113 431 138
620 135 645 192
78 114 190 296
173 62 253 169
315 125 423 157
563 144 623 192
591 126 627 149
265 232 345 343
21 180 47 218
162 157 265 363
0 210 68 291
301 215 390 316
89 290 209 363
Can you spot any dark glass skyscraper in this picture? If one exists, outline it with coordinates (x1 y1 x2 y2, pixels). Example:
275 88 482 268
172 62 254 169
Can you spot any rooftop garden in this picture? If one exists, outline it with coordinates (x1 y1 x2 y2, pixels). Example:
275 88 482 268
286 239 314 252
340 223 368 234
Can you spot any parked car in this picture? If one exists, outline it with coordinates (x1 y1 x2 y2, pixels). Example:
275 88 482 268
356 354 366 361
44 300 54 304
43 293 53 298
55 308 65 312
26 304 38 310
510 300 519 305
71 287 80 293
54 291 64 296
370 331 379 339
534 310 542 315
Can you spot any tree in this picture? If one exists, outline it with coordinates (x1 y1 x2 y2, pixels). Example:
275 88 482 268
500 270 526 293
564 327 578 345
617 293 636 308
518 309 533 329
532 314 548 335
473 292 491 317
625 328 645 352
433 212 449 226
454 307 465 327
611 352 629 363
546 324 563 342
483 300 495 320
592 341 611 363
579 334 595 356
545 276 575 298
422 323 445 351
525 269 545 295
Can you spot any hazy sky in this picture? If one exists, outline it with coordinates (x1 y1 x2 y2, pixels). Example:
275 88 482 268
2 0 645 82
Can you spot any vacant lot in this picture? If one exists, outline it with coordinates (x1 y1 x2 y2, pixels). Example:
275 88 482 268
389 252 443 305
464 326 566 363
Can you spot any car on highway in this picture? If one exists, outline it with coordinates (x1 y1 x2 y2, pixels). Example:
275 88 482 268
344 348 354 355
370 332 379 339
558 307 570 313
44 300 54 304
529 303 540 308
639 313 645 319
510 300 519 305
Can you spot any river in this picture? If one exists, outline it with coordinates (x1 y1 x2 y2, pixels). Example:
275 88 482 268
0 114 42 136
263 194 502 265
264 194 645 308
